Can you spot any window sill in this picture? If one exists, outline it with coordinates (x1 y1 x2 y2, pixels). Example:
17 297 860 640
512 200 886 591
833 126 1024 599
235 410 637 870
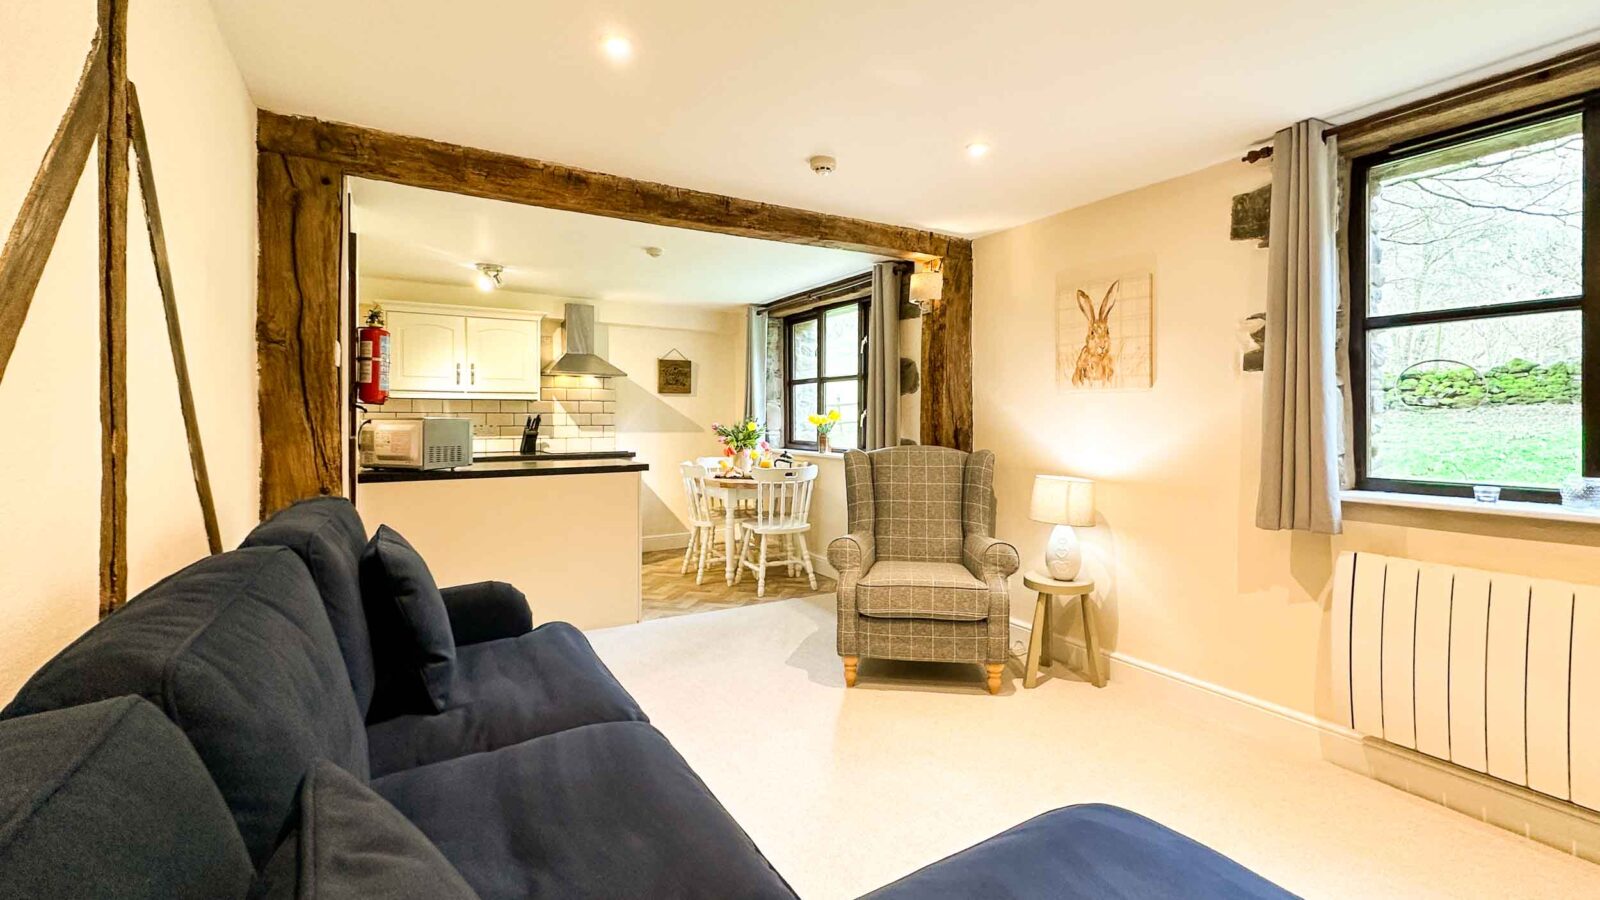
1340 489 1600 527
786 449 845 460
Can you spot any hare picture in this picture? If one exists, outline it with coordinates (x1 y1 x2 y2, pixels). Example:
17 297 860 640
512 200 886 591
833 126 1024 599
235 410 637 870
1071 281 1119 386
1056 272 1152 390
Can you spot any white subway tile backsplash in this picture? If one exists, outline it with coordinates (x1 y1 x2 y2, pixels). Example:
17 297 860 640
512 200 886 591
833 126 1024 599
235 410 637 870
471 400 500 413
413 399 442 413
578 401 602 413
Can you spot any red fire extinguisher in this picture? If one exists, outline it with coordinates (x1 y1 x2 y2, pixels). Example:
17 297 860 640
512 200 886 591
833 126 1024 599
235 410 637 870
356 306 390 405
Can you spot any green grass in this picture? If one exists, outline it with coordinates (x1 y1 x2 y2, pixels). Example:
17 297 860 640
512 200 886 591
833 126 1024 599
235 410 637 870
1368 404 1580 488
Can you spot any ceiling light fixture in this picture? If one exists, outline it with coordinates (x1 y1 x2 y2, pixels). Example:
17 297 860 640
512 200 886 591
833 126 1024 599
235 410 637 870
601 35 633 63
965 142 991 159
474 263 504 292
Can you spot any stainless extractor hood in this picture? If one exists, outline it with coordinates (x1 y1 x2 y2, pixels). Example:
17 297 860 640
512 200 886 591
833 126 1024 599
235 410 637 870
545 303 627 377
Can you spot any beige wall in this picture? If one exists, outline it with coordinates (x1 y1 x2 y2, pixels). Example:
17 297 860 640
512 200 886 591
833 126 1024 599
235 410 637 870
973 158 1600 722
358 277 747 546
0 0 259 700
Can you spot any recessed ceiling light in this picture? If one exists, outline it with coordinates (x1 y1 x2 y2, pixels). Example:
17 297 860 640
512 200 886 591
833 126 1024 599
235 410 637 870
966 142 991 159
601 35 633 63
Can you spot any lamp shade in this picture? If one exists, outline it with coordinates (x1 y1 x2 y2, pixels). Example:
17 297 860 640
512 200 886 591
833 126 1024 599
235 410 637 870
909 270 943 304
1030 475 1094 527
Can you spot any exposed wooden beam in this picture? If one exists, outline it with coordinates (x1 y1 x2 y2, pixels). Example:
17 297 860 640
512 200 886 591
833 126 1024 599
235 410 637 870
921 253 973 451
98 0 130 617
255 111 976 510
256 111 968 262
128 83 222 554
1330 40 1600 158
257 150 345 517
0 36 106 383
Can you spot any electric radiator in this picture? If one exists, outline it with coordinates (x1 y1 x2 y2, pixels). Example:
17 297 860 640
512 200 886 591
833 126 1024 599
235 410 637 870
1331 551 1600 812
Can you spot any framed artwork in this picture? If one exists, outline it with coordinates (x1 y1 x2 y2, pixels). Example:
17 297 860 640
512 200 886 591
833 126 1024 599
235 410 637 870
1057 272 1153 390
657 351 692 394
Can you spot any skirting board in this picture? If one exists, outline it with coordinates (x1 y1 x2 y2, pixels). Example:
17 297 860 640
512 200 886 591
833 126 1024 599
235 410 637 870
643 532 691 552
1010 617 1600 863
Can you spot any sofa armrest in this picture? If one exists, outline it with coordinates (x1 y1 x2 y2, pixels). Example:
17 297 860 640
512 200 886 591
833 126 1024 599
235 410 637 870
962 534 1020 584
439 581 533 646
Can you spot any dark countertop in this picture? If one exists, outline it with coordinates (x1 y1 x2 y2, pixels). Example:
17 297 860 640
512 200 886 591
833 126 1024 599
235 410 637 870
473 450 636 462
358 456 648 484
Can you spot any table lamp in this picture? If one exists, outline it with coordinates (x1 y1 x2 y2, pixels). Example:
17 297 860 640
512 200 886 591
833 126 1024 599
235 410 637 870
1030 475 1095 580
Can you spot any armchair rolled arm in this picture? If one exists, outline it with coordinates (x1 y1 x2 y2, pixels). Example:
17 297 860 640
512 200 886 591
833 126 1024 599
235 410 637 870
828 532 876 578
439 581 533 646
962 534 1020 583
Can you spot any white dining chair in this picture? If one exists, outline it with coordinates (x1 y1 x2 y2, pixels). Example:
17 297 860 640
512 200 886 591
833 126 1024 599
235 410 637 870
696 455 754 517
735 464 819 597
679 461 736 584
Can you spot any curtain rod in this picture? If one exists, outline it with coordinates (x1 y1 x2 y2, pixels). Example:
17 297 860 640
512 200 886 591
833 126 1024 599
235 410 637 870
760 270 875 315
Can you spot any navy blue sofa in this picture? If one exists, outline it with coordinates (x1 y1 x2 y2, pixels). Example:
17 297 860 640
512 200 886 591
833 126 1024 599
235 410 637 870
0 498 1294 899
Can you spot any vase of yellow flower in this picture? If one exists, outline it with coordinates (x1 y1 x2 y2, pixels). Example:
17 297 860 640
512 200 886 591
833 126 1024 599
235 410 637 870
807 409 843 452
712 416 764 474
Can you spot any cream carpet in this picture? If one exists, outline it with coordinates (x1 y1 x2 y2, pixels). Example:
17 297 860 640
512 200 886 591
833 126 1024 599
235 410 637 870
586 596 1600 899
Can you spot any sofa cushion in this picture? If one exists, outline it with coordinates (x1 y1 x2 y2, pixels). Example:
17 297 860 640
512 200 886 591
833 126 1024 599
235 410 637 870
366 622 649 777
254 760 478 900
362 525 457 719
859 804 1293 900
0 697 254 900
1 547 369 868
372 722 796 900
243 497 377 715
870 446 967 563
856 560 989 621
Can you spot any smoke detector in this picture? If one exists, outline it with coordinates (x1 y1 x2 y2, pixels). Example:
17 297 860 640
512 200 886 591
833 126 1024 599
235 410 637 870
643 246 663 258
808 155 837 175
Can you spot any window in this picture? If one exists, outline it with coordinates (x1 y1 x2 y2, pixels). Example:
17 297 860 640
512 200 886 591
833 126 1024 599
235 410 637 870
1350 96 1598 501
782 298 868 451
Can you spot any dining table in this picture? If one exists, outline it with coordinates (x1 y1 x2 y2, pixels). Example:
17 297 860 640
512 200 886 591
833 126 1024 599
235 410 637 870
703 472 759 585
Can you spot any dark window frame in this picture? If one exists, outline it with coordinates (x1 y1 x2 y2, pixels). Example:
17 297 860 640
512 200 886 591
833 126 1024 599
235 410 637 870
1348 92 1600 503
781 297 869 452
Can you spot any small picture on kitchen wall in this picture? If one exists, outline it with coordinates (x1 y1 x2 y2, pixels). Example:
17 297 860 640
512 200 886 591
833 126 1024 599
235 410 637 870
1057 272 1153 390
657 350 692 394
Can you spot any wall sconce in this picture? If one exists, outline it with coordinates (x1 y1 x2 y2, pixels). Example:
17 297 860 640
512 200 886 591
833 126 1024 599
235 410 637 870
909 262 943 315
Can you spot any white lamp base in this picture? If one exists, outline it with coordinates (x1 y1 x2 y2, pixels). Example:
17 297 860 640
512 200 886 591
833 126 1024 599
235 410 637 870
1044 524 1082 581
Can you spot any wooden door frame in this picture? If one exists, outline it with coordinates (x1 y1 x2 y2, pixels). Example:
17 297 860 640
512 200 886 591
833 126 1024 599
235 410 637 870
255 111 974 516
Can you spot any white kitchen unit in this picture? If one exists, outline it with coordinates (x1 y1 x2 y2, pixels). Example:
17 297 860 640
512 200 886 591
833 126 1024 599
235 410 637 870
381 301 543 399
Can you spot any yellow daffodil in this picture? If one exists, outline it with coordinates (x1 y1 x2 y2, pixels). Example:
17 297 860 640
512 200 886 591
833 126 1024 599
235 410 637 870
806 413 825 426
827 409 841 422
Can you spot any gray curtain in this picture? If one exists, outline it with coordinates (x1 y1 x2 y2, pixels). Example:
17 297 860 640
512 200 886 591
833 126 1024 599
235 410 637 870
744 306 767 422
866 262 904 449
1256 120 1343 534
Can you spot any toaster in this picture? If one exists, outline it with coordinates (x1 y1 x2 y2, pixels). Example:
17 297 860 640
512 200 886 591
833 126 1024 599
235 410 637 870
358 417 472 470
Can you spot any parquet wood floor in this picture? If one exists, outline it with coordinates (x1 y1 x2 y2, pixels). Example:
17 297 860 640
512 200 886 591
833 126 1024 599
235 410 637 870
640 548 835 621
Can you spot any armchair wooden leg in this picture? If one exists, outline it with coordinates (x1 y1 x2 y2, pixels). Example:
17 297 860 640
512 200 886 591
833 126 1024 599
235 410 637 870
843 656 858 687
985 662 1003 695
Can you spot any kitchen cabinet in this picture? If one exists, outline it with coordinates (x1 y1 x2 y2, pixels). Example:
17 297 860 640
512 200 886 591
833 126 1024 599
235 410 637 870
389 311 467 393
375 302 543 399
466 317 541 394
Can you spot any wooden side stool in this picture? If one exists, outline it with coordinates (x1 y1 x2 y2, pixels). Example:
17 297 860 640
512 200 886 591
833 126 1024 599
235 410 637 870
1022 572 1103 688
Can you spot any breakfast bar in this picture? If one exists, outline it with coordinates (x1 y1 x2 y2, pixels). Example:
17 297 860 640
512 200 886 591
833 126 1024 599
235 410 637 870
355 452 649 629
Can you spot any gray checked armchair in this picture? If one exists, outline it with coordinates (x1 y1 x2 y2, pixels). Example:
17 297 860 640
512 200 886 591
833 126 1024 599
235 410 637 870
827 446 1020 694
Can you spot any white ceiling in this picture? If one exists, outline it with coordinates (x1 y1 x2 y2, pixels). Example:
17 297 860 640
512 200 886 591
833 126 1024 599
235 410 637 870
213 1 1600 237
349 178 885 305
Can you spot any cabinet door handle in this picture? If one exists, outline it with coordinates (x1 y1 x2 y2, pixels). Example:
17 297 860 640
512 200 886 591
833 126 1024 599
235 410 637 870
455 362 461 385
470 362 476 385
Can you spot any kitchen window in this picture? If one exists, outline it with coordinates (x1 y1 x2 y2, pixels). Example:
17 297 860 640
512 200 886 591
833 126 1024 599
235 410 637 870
1349 95 1598 501
782 298 868 451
